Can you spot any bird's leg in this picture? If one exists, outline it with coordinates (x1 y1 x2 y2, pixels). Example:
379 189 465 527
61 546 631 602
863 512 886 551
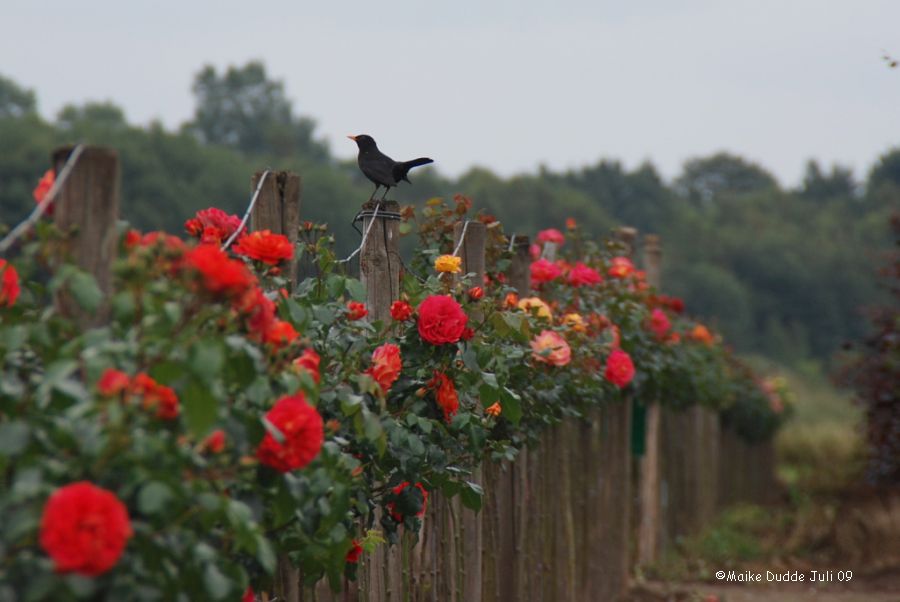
368 184 380 202
379 186 390 202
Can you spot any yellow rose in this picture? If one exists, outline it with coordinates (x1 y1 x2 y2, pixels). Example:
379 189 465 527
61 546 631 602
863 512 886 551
517 296 552 320
434 254 462 274
562 313 586 332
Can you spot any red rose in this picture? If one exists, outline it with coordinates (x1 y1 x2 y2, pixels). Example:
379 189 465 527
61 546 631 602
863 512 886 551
390 300 413 321
33 169 55 205
416 295 468 345
0 260 21 307
39 482 132 576
530 258 562 284
256 393 324 472
536 228 565 245
129 373 180 420
346 539 363 564
604 349 635 388
233 230 294 265
184 244 256 299
365 343 402 395
293 348 321 384
667 297 685 314
460 327 475 341
608 257 635 278
565 218 577 230
97 368 130 397
135 231 186 254
566 262 602 287
263 319 299 349
203 429 226 453
467 286 484 301
183 207 243 244
237 287 277 339
347 301 368 321
648 308 671 341
429 371 459 422
123 229 142 248
387 481 429 523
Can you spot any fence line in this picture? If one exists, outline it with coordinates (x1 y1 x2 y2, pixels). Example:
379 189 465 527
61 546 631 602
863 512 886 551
30 146 777 601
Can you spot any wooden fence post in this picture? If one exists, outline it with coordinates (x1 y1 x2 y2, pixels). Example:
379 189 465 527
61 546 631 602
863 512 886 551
358 200 402 601
51 145 119 327
359 201 401 323
253 171 303 602
637 234 662 566
504 234 531 601
453 221 486 602
250 171 302 287
506 235 531 294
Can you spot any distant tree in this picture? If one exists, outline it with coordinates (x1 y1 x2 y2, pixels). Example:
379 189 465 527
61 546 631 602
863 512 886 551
185 61 328 161
0 74 36 119
675 152 778 204
57 101 128 131
868 147 900 191
800 160 857 199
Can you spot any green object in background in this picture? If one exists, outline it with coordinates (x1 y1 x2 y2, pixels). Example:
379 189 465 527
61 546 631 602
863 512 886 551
632 401 647 457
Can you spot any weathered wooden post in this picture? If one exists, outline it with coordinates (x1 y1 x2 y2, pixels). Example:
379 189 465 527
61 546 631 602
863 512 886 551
357 200 402 602
637 234 662 565
453 221 486 602
250 171 302 287
51 145 119 326
252 171 304 602
359 201 401 322
506 235 531 602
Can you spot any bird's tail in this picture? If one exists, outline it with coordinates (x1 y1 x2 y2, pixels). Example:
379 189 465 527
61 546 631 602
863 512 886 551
394 158 434 183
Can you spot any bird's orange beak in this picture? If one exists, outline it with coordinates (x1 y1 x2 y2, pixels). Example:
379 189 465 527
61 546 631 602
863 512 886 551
347 135 358 141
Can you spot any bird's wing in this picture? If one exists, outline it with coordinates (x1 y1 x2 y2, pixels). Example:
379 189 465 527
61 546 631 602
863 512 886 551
360 153 399 187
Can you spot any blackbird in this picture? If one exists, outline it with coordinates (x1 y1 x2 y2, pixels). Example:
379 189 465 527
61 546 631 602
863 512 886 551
348 135 433 201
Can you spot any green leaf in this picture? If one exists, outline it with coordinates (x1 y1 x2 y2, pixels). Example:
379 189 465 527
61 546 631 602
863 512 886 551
110 291 136 322
189 340 224 382
361 407 386 456
68 271 103 312
203 564 231 600
183 380 219 437
0 421 29 456
255 535 276 574
460 481 484 511
138 481 174 515
346 279 366 301
500 387 523 425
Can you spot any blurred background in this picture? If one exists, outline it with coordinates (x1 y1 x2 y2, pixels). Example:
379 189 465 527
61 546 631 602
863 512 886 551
2 0 898 594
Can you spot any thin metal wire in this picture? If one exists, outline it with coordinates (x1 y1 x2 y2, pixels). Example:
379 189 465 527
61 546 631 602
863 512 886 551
0 144 85 255
452 219 471 257
221 170 271 251
338 203 381 264
507 233 516 252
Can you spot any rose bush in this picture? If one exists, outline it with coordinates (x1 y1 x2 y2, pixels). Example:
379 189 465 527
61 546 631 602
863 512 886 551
0 196 789 598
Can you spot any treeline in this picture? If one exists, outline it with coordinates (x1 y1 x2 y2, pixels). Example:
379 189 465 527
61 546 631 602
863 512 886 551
0 64 896 365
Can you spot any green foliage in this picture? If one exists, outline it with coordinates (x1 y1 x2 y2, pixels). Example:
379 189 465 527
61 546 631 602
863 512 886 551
0 189 785 597
0 66 892 368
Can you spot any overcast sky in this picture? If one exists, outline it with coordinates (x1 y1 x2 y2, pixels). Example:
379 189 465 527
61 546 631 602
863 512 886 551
2 0 898 186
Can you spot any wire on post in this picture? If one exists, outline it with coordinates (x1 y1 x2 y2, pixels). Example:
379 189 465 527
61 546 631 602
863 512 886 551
221 170 271 251
452 219 472 257
0 145 86 255
339 203 381 264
